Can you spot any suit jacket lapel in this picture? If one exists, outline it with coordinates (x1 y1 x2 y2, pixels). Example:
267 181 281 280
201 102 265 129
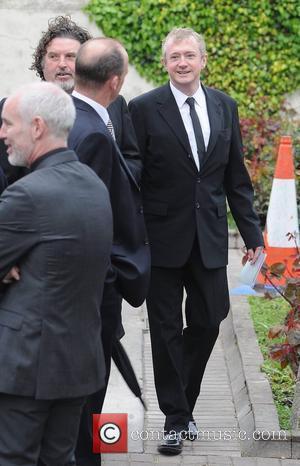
73 97 139 190
157 85 195 159
201 85 223 167
156 84 225 173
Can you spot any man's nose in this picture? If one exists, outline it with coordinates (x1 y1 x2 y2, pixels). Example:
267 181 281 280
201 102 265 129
178 56 187 66
58 56 67 67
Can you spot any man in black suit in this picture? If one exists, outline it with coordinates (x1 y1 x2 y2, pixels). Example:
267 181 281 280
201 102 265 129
68 37 150 465
129 27 264 455
23 18 147 466
0 81 112 465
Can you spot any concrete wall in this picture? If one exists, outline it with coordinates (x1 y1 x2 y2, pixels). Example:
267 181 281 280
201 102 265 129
0 0 153 101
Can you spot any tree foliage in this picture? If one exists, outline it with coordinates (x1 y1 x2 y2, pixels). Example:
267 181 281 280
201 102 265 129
85 0 300 117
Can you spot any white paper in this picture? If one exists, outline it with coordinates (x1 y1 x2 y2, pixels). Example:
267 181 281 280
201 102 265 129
239 252 267 287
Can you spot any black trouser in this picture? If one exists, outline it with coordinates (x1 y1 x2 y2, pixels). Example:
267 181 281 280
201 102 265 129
75 282 122 466
0 393 84 466
147 240 229 432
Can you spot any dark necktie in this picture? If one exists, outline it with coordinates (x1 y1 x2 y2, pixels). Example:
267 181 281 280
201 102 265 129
106 119 116 141
186 97 206 165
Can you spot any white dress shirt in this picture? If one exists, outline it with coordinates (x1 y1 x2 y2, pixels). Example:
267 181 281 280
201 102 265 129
170 82 210 170
72 90 110 125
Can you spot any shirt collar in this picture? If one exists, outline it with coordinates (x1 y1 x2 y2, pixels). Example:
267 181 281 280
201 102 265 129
72 90 110 125
192 85 206 108
169 81 206 109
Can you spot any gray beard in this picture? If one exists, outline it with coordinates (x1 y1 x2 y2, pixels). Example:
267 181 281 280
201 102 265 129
8 150 28 167
56 79 74 94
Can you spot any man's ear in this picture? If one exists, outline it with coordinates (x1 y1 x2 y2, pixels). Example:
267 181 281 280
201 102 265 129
31 116 45 140
161 56 167 71
201 53 208 70
110 75 120 92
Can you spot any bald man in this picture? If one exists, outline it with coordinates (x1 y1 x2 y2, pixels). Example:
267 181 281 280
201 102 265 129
68 38 150 465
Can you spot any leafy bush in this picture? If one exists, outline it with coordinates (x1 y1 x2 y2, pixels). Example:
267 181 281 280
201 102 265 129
246 236 300 379
241 104 300 224
260 246 300 378
85 0 300 117
248 236 300 429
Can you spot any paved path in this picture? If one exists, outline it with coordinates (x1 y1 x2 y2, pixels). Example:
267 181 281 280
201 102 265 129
143 333 241 457
102 249 298 465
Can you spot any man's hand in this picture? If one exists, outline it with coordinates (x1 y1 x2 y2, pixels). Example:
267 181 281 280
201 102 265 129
246 246 264 264
2 266 20 284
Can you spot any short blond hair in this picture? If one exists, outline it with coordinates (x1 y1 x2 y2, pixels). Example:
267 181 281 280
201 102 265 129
162 27 206 59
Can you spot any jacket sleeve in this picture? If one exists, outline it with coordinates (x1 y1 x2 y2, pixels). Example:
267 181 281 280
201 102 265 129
224 101 264 249
0 183 39 279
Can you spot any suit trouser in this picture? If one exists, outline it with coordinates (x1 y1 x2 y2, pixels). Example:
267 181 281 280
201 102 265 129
0 393 84 466
75 282 122 466
147 240 229 432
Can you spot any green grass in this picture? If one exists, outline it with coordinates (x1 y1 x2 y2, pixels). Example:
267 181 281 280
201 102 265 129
248 296 295 430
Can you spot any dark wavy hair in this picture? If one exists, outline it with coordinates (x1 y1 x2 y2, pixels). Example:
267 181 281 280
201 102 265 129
30 15 91 80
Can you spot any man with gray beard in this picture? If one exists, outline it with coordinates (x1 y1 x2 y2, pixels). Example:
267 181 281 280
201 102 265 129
0 81 112 466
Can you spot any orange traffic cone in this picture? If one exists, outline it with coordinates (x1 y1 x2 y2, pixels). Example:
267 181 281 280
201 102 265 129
257 136 299 286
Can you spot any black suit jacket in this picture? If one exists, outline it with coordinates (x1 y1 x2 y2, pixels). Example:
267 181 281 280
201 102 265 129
68 97 150 307
129 83 263 269
0 149 113 399
108 95 142 183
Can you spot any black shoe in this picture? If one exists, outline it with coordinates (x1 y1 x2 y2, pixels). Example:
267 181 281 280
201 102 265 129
157 432 183 455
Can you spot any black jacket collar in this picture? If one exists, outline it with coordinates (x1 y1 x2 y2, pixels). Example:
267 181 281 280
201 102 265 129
30 148 78 172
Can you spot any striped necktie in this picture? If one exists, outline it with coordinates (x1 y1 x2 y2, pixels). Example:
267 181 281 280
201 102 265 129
106 119 116 141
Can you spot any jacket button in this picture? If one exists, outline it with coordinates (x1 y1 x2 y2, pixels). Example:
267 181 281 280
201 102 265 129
195 202 200 209
139 206 144 214
144 239 149 245
187 154 192 159
196 177 201 183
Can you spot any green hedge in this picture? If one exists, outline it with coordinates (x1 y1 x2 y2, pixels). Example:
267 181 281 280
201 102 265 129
85 0 300 117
